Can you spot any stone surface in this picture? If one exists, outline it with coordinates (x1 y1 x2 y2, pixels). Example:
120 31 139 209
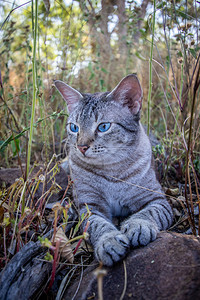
0 167 22 187
0 242 52 300
64 232 200 300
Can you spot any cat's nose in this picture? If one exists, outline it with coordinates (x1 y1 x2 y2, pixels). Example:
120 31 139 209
77 144 90 155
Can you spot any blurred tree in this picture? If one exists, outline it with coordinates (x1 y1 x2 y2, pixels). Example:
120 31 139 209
79 0 150 77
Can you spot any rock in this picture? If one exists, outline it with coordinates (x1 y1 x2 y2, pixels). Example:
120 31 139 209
0 168 22 187
63 232 200 300
0 241 52 300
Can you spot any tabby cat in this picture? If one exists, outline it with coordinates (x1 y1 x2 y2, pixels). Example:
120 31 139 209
55 74 173 266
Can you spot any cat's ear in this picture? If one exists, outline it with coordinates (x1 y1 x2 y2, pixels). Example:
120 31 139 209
54 80 83 112
107 74 143 114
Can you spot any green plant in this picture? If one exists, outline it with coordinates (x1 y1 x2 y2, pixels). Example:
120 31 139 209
26 0 38 176
147 0 156 136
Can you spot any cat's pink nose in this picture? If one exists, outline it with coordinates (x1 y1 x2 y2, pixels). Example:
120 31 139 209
77 145 89 155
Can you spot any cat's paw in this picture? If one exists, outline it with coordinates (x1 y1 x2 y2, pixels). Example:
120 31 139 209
95 231 130 266
121 219 158 247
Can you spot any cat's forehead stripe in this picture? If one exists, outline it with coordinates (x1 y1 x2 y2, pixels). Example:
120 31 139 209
77 92 109 122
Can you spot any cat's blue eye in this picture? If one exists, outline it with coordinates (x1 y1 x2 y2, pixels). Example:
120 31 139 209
70 123 79 133
98 122 111 132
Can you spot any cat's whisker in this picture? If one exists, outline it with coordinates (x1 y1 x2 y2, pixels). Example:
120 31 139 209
107 175 178 201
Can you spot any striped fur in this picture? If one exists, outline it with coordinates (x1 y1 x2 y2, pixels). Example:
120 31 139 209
55 75 173 266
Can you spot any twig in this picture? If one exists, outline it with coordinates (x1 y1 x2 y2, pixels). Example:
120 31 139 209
189 52 200 88
0 1 31 30
184 58 200 235
120 260 127 300
94 264 107 300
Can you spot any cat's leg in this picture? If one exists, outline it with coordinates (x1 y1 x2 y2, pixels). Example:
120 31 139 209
83 213 130 266
121 200 173 247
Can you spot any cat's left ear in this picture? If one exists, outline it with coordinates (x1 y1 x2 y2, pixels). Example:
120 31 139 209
107 74 143 114
54 80 83 113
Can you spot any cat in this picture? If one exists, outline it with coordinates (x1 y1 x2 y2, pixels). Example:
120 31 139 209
54 74 173 266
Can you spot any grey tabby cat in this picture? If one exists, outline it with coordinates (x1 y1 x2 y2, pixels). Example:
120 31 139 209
55 74 173 266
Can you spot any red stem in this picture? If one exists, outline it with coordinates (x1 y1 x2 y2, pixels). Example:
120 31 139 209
47 239 60 291
73 221 90 255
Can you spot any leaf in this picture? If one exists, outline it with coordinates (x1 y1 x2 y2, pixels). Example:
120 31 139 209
135 51 146 61
73 223 79 235
193 158 200 174
0 140 6 154
101 68 108 74
88 62 94 75
99 79 104 90
85 203 91 217
176 51 183 58
189 48 197 58
89 73 95 80
39 237 52 248
11 138 20 156
177 10 189 19
157 2 166 9
44 251 53 261
0 206 4 223
53 227 74 263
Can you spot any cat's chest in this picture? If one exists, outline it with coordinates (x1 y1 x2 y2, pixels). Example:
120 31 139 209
70 158 150 217
100 179 134 217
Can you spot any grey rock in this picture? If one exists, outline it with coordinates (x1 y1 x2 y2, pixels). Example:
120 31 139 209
0 242 51 300
63 232 200 300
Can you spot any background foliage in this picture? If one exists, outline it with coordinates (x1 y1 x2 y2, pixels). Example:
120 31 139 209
0 0 199 169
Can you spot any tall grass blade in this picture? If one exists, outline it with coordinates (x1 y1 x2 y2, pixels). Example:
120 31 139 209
26 0 38 177
147 0 156 135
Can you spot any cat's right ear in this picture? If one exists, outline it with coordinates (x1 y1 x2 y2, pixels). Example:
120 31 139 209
54 80 83 112
106 74 143 115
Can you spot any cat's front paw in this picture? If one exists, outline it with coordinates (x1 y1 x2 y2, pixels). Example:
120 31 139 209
95 231 130 266
121 219 158 247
